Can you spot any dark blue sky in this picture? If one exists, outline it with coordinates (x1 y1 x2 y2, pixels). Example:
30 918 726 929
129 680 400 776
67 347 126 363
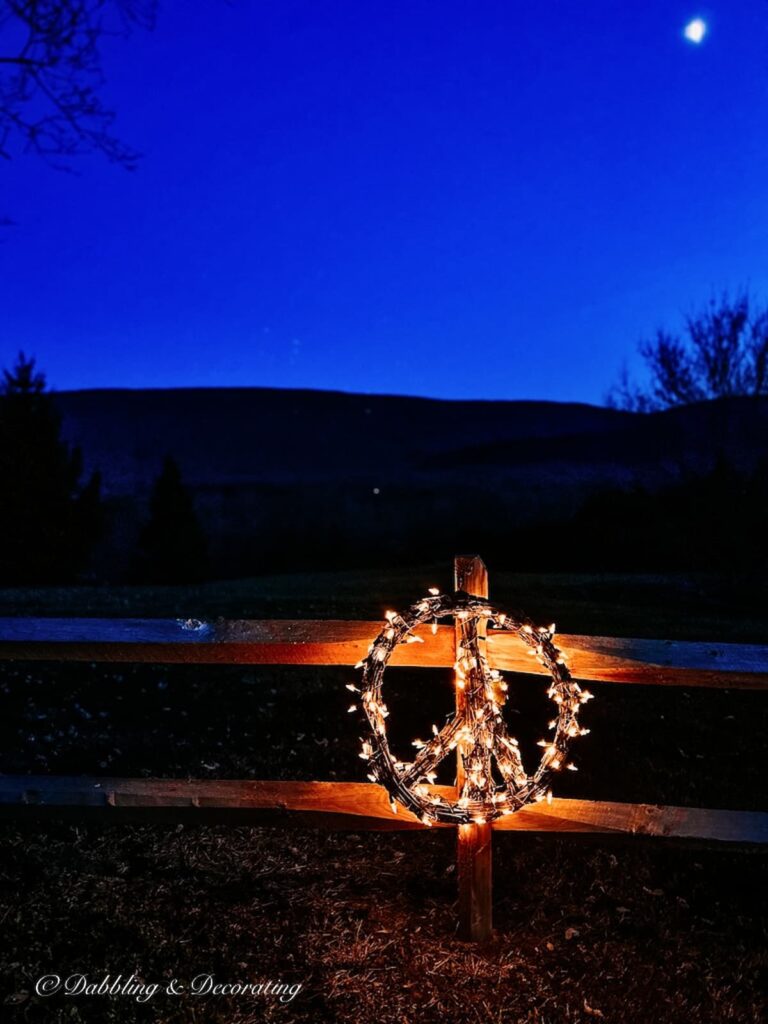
2 2 767 401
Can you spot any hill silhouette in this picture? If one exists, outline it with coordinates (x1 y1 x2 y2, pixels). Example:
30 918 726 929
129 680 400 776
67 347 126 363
51 388 768 577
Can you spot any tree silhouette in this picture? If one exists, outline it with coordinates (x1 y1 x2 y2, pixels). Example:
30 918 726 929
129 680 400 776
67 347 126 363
0 351 102 582
138 455 208 583
608 291 768 411
0 1 156 169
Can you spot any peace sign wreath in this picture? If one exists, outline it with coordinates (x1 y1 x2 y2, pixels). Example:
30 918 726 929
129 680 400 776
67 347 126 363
349 591 594 826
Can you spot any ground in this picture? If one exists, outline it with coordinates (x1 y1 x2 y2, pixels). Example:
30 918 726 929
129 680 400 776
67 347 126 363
0 568 766 1023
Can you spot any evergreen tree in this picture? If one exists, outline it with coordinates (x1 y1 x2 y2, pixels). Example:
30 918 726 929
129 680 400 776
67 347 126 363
138 456 209 583
0 352 103 582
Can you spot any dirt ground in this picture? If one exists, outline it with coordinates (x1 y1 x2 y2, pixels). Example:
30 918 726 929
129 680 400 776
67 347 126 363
0 568 766 1023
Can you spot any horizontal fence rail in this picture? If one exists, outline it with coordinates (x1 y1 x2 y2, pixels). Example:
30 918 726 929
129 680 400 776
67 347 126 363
1 552 766 944
1 777 766 843
0 617 766 689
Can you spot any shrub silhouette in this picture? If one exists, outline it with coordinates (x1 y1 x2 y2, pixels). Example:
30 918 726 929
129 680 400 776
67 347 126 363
609 291 768 410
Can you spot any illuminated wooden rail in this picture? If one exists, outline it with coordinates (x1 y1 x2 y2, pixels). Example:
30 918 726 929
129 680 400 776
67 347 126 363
1 555 766 944
0 617 766 689
1 777 766 844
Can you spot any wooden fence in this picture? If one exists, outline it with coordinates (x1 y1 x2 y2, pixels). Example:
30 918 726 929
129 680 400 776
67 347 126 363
0 556 766 942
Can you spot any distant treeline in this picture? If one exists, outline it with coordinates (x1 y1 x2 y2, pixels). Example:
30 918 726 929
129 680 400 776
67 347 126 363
515 458 768 573
164 458 766 578
2 354 766 584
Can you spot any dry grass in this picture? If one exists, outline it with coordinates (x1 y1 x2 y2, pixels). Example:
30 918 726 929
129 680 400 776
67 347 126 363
1 824 766 1023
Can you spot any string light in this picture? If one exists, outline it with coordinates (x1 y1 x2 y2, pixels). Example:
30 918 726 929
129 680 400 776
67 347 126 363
349 590 594 825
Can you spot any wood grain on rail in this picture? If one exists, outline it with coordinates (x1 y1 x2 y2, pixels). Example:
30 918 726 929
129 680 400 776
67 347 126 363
0 618 765 688
0 776 765 842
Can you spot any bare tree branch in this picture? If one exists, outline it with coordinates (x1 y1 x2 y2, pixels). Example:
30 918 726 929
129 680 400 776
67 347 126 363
0 1 157 169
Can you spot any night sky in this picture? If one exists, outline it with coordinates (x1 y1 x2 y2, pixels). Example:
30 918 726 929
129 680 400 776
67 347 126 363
2 2 768 402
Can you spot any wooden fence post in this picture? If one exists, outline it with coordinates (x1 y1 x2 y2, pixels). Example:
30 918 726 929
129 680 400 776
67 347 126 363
454 554 493 942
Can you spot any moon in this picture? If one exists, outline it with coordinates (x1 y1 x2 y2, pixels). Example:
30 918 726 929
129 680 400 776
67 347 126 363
683 18 707 44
